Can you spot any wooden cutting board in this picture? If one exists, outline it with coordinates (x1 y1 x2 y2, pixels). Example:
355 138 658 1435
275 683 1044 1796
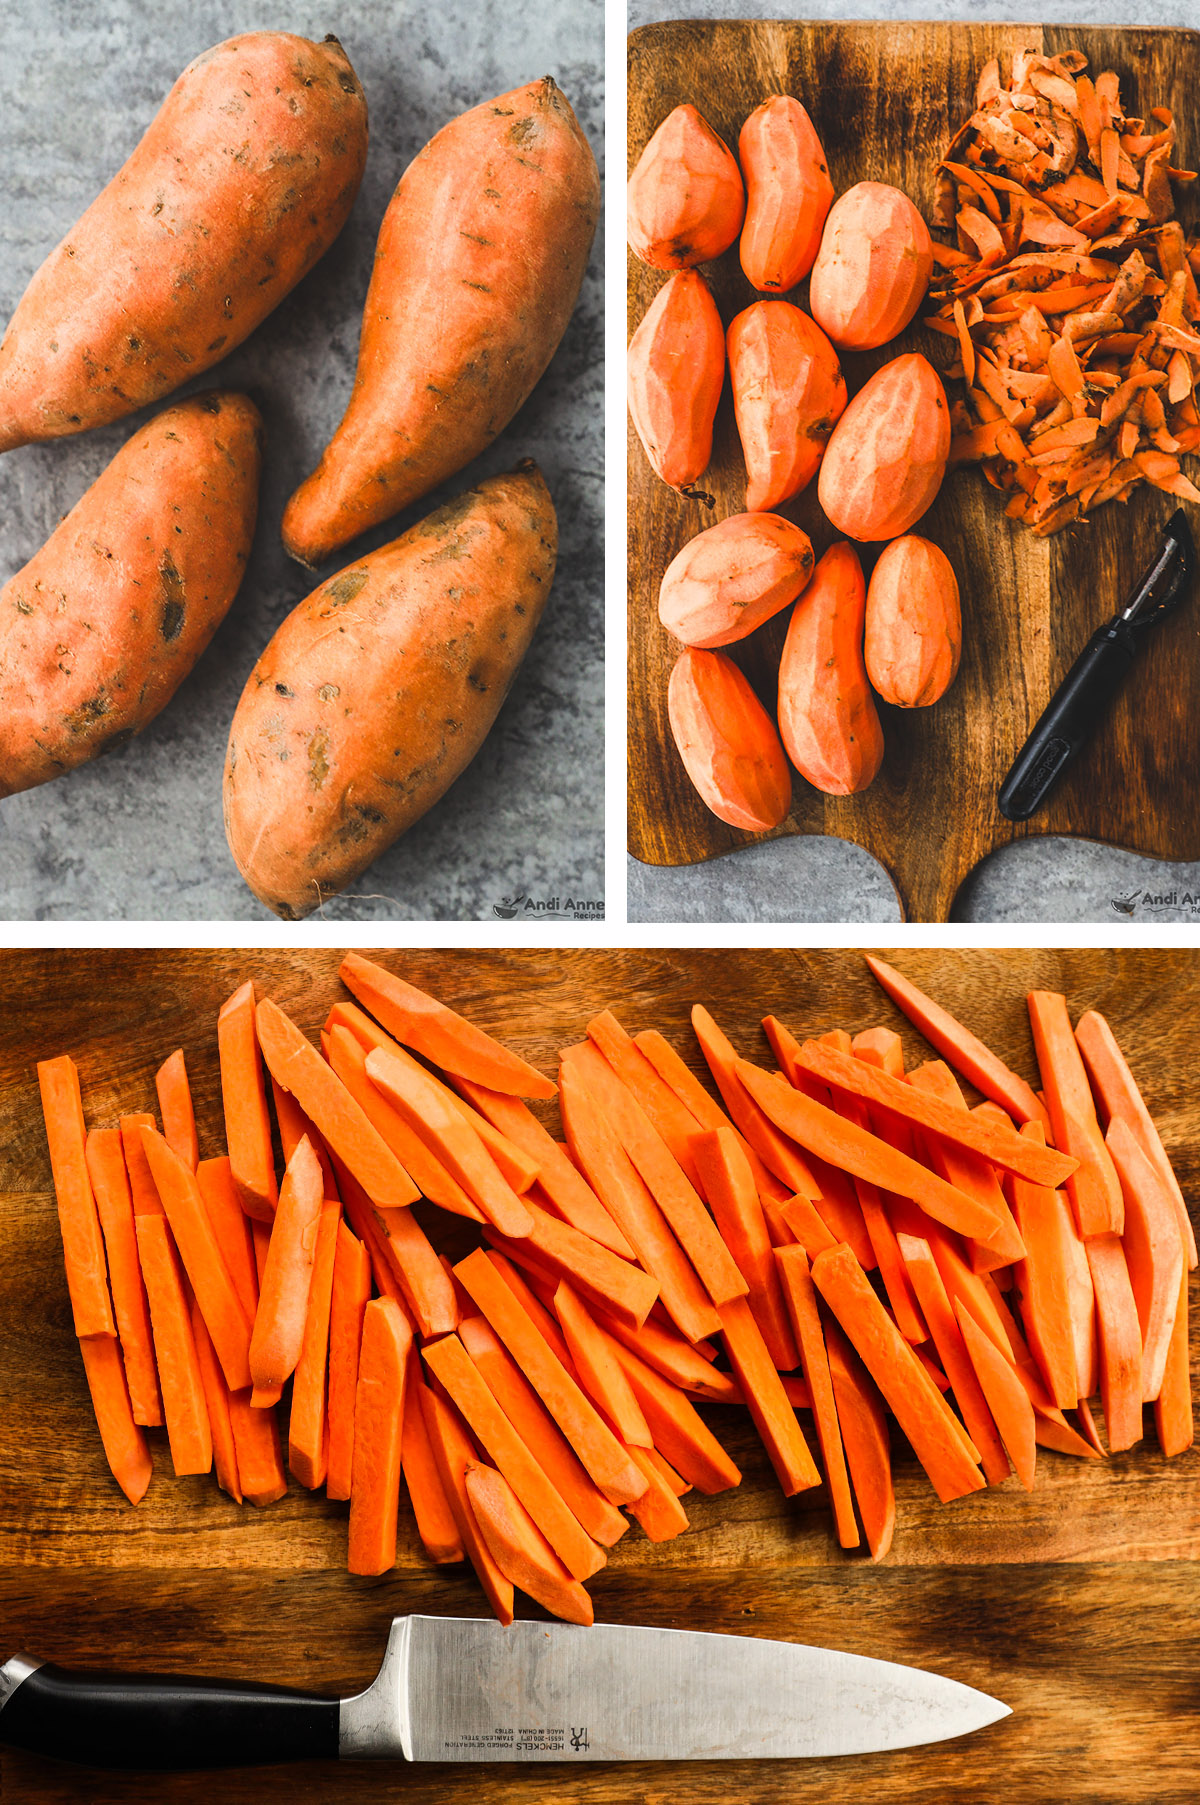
627 22 1200 921
0 947 1197 1803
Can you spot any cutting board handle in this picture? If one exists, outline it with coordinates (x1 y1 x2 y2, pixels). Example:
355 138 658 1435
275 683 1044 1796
0 1653 340 1770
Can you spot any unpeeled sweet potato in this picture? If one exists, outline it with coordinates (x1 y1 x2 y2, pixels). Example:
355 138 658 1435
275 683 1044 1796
738 97 833 293
777 540 884 796
809 182 933 351
658 513 813 648
627 105 745 270
817 354 950 542
0 33 367 452
727 301 846 511
225 464 556 919
0 393 262 797
668 647 792 832
865 536 962 707
282 78 598 569
628 270 725 493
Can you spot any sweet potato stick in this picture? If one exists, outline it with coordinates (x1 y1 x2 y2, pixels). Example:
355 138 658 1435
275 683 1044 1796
339 954 556 1098
249 1136 325 1392
554 1282 652 1449
863 956 1048 1126
217 980 277 1221
489 1201 659 1329
421 1387 515 1623
134 1213 212 1477
464 1463 594 1625
1028 990 1123 1237
325 1023 480 1220
561 1041 747 1307
402 1354 464 1563
738 1059 1011 1242
289 1197 342 1489
119 1114 163 1218
1086 1233 1144 1452
228 1387 287 1507
326 1219 372 1502
1154 1267 1193 1458
954 1301 1037 1491
811 1243 985 1503
364 1046 530 1236
825 1320 893 1560
269 1075 339 1198
457 1315 629 1546
454 1248 648 1507
423 1332 605 1580
585 1009 706 1190
196 1157 259 1322
608 1338 742 1495
37 1055 114 1339
451 1071 634 1255
718 1296 821 1496
1008 1141 1081 1412
85 1130 162 1426
347 1296 412 1576
690 1127 799 1369
559 1060 719 1344
765 1022 876 1268
624 1444 690 1541
897 1234 1011 1486
1107 1119 1184 1402
794 1039 1074 1191
591 1306 730 1395
1076 1009 1197 1269
257 998 419 1210
155 1050 199 1171
142 1126 253 1393
692 1007 822 1198
190 1300 241 1502
485 1249 574 1365
774 1245 860 1545
77 1335 153 1506
906 1062 1026 1268
633 1028 791 1203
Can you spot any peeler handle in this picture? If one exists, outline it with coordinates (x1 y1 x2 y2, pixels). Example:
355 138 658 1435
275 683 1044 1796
998 621 1137 822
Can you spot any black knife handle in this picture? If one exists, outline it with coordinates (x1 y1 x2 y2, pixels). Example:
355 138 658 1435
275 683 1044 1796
0 1657 340 1770
998 621 1138 821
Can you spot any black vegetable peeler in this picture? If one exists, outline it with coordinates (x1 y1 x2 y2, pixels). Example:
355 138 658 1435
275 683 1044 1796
998 509 1197 822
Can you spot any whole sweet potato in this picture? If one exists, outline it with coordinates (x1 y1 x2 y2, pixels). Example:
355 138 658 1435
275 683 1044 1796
727 300 846 512
817 354 950 542
777 540 884 796
225 464 557 919
809 182 933 351
0 393 262 795
627 105 745 270
658 513 813 648
282 78 598 569
0 34 367 452
628 269 725 493
865 535 962 707
738 97 833 293
668 647 792 832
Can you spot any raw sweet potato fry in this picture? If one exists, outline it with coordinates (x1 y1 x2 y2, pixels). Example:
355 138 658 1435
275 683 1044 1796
1028 991 1123 1238
690 1126 799 1369
402 1354 464 1563
347 1296 411 1576
217 981 277 1222
38 1056 115 1339
420 1386 515 1623
624 1443 690 1541
824 1320 894 1561
1106 1119 1184 1401
142 1127 253 1393
288 1197 342 1489
134 1213 212 1477
155 1051 199 1172
85 1129 162 1426
717 1296 821 1497
77 1335 153 1506
774 1246 860 1545
464 1463 593 1625
633 1028 792 1204
325 1219 373 1502
248 1136 324 1393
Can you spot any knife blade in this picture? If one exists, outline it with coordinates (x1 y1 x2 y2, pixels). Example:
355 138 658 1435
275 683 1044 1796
0 1615 1009 1770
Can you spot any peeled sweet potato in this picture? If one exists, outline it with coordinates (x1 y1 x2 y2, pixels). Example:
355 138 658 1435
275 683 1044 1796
627 105 745 270
865 536 962 707
628 270 725 493
817 354 950 542
282 78 598 569
0 34 366 452
777 541 884 796
225 464 556 919
727 300 846 512
0 393 262 797
658 513 814 648
809 182 933 351
668 647 791 832
738 97 833 292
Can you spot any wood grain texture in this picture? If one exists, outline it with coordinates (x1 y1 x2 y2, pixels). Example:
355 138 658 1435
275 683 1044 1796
627 22 1200 921
0 947 1197 1802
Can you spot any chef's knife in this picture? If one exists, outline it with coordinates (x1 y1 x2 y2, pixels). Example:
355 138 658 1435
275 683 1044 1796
998 507 1196 822
0 1615 1008 1771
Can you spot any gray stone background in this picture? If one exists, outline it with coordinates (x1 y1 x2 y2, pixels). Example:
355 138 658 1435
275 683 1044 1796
0 0 604 921
627 0 1200 926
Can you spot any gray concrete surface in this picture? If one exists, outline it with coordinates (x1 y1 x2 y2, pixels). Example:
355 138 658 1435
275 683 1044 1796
628 0 1200 925
0 0 603 921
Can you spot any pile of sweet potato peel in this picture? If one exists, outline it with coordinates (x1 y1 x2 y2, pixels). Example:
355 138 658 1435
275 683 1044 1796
926 49 1200 534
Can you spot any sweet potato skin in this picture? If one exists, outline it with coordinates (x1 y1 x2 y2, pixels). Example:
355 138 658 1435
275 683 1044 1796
282 78 598 569
225 465 557 920
0 392 262 797
0 34 367 452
